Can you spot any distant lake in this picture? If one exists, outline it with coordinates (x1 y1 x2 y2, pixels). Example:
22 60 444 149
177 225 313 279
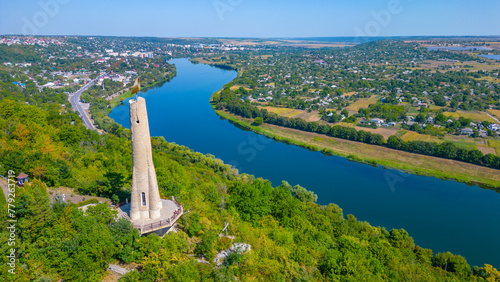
110 58 500 269
428 46 492 51
479 54 500 60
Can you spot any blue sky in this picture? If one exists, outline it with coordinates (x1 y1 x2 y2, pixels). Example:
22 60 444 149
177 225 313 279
0 0 499 37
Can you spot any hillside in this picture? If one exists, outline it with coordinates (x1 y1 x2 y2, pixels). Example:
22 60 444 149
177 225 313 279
0 100 499 281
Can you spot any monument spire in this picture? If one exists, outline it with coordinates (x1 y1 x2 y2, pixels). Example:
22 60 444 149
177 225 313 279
129 97 162 220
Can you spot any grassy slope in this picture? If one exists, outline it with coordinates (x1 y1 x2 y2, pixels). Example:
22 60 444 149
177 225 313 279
215 110 500 189
109 89 132 108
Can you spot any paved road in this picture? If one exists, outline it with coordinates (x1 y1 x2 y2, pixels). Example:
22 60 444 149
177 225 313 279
68 79 97 131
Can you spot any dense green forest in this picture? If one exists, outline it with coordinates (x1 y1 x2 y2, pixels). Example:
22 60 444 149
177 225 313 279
1 98 500 281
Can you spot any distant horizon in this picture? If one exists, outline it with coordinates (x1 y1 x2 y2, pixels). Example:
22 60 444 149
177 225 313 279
1 35 500 39
1 0 499 38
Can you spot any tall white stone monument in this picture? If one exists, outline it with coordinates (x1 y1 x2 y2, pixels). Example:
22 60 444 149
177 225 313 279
116 87 183 236
129 97 163 220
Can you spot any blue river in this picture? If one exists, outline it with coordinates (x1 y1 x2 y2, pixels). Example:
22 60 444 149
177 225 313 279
479 54 500 60
110 58 500 269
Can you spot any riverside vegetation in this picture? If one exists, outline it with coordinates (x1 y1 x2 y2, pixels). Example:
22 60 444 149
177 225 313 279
212 86 500 177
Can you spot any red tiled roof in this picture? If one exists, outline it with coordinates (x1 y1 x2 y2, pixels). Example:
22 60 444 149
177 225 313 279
16 171 28 179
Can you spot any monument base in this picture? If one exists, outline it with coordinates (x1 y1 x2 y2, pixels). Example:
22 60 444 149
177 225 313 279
118 199 183 235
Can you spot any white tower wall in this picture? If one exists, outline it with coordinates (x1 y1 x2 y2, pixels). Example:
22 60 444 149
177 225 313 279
129 97 162 221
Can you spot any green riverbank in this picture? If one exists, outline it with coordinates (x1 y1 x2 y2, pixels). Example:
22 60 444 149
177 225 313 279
109 71 177 109
214 108 500 191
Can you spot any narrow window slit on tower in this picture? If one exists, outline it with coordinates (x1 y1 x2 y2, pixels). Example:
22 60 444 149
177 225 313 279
135 104 140 123
141 192 146 206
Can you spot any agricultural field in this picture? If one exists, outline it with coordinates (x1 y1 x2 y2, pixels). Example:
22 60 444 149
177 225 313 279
258 55 273 59
406 107 422 116
486 41 500 51
191 56 233 66
296 111 321 122
477 76 500 84
284 111 305 118
442 111 497 123
411 60 458 71
428 105 444 111
262 106 297 115
217 38 354 48
347 95 379 111
452 138 479 150
394 130 407 138
454 61 500 71
487 109 500 120
354 126 398 140
400 131 445 143
262 106 313 119
337 122 356 128
412 59 500 72
344 91 357 97
230 85 252 91
477 145 497 155
488 140 500 155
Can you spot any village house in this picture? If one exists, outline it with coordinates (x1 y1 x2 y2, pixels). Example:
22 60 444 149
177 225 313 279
460 128 474 136
488 123 500 131
371 118 385 127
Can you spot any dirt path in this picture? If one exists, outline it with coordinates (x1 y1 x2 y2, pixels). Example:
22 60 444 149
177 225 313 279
485 112 500 123
46 186 110 205
0 178 110 205
0 178 10 200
